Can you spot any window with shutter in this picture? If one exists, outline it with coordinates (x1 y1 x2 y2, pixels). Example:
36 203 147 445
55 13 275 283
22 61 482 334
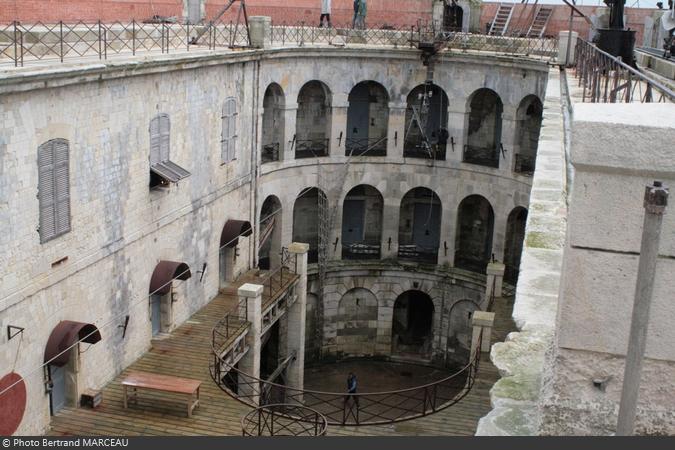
38 139 70 243
222 98 238 164
149 113 190 189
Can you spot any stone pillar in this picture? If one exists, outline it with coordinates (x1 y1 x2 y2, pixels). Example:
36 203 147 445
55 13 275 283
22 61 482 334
446 104 466 165
501 107 518 175
380 197 400 259
387 101 406 159
285 243 309 394
485 261 506 302
330 94 349 157
470 311 496 358
237 283 263 405
558 31 579 66
249 16 271 48
283 102 299 161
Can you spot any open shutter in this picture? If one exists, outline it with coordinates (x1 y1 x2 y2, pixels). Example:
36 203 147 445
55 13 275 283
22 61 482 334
38 142 56 242
149 116 161 165
53 139 71 235
159 114 170 162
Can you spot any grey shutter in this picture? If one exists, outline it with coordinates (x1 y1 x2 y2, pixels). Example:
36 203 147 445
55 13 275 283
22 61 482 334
221 103 229 163
149 116 161 165
230 100 237 161
222 99 237 163
38 142 56 242
159 114 170 162
53 139 71 235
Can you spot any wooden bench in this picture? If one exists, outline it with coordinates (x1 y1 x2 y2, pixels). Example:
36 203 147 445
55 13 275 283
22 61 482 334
121 371 201 417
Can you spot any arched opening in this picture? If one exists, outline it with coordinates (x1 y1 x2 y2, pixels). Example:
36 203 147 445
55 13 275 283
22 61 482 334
398 187 442 263
259 195 282 270
443 2 464 32
346 81 389 156
293 187 326 264
262 83 285 163
463 88 503 168
337 288 379 356
455 195 494 273
404 83 449 160
514 95 543 175
295 81 332 158
447 300 480 365
504 207 528 283
391 290 434 358
342 185 383 260
219 220 252 288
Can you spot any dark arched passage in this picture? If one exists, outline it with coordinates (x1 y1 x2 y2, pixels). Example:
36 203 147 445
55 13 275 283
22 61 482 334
455 195 494 273
296 81 332 158
293 188 327 263
464 88 503 168
514 95 543 175
346 81 389 156
259 195 282 270
262 83 285 163
398 187 442 263
342 185 383 259
404 83 449 160
504 207 528 283
391 290 435 357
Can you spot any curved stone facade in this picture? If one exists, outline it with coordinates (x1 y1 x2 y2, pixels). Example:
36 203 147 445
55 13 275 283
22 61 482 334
0 46 547 435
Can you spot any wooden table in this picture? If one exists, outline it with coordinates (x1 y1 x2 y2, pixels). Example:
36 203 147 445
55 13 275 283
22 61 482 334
121 371 201 417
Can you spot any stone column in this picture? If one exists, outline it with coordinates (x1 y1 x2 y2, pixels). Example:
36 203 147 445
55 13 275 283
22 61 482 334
285 243 309 395
249 16 271 48
283 102 299 161
558 31 579 66
330 94 349 157
432 1 445 31
237 283 263 405
446 104 466 165
470 311 496 359
485 261 506 303
501 107 518 175
380 197 400 259
387 101 406 159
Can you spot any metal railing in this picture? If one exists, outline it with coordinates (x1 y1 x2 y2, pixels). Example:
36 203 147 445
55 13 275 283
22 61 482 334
463 144 500 168
342 242 381 260
1 19 558 68
211 332 482 426
0 20 250 67
241 404 328 436
573 38 675 104
261 142 280 163
261 248 298 307
397 245 439 264
514 154 536 175
295 139 330 158
403 142 447 160
345 137 387 156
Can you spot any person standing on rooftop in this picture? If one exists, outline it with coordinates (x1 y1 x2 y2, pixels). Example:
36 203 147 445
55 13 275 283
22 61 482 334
352 0 360 29
320 0 332 28
356 0 368 30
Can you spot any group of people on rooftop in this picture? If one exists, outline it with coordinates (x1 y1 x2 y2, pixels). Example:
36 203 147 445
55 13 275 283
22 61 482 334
319 0 368 29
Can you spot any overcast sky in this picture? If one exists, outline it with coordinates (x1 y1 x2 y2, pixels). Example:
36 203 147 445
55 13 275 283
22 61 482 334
494 0 666 8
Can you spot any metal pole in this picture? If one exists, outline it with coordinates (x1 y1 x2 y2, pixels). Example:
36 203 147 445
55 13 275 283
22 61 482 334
565 9 573 67
616 181 669 436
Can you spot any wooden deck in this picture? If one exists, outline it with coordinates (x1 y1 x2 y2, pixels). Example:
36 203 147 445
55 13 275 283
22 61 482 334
48 276 516 437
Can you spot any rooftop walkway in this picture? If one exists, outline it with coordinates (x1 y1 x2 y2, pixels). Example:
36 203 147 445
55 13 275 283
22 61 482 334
48 274 516 436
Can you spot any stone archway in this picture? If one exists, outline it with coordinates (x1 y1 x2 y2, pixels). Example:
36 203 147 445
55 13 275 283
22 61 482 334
391 290 435 359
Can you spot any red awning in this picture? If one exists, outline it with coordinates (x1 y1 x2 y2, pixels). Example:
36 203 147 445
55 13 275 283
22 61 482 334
44 321 102 367
149 260 191 295
220 219 252 248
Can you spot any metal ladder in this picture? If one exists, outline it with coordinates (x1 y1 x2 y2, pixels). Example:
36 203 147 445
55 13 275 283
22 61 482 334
526 5 554 38
488 3 515 36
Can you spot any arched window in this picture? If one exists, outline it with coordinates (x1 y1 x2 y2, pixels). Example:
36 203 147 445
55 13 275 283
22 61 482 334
38 139 71 243
222 97 238 163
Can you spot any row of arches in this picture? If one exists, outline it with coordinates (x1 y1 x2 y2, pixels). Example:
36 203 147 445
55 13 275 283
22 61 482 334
259 186 527 281
311 287 481 363
262 80 543 172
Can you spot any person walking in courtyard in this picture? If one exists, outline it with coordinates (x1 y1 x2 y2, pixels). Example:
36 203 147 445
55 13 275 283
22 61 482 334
352 0 360 29
319 0 332 28
356 0 368 29
345 372 359 407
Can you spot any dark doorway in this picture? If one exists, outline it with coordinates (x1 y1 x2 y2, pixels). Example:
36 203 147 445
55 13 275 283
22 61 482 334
293 188 325 263
398 187 442 263
444 3 464 32
296 81 332 158
455 195 494 273
259 195 282 270
464 88 503 168
342 185 383 259
392 291 435 357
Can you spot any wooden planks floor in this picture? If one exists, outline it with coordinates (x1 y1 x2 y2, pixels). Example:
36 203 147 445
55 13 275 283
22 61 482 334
48 275 516 437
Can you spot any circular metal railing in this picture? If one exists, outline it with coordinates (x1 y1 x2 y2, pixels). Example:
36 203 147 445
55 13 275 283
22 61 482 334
241 403 328 436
